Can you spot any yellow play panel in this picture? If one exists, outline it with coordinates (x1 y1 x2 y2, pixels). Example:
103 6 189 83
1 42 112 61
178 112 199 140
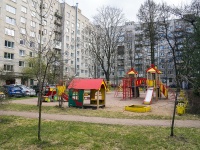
125 105 151 113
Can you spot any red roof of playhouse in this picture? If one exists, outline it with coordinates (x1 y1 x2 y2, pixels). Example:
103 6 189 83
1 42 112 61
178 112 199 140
146 64 162 74
68 78 106 90
127 68 138 75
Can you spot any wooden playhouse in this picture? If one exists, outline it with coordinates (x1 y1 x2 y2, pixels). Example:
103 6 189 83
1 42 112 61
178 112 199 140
68 78 107 109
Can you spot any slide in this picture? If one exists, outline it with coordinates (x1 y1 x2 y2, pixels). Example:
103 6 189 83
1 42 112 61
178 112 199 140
143 87 154 105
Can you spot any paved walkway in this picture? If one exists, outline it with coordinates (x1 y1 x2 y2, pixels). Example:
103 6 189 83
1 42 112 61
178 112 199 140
1 110 200 128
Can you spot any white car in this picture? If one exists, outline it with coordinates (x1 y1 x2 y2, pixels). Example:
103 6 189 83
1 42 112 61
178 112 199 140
15 85 36 96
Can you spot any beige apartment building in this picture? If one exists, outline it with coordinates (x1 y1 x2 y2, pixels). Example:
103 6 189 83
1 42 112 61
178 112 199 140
0 0 92 86
61 3 93 78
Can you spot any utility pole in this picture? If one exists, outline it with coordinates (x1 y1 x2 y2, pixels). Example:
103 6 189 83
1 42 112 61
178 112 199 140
74 3 78 76
60 2 65 83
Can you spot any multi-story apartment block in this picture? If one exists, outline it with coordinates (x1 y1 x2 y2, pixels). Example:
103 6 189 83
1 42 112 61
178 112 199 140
61 3 92 79
113 21 135 84
0 0 92 86
0 0 192 87
134 19 193 86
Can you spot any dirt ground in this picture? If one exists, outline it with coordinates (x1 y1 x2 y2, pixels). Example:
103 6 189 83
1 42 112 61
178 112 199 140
12 90 175 117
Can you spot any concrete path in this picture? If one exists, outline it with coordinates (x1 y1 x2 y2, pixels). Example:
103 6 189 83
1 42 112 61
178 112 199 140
1 110 200 128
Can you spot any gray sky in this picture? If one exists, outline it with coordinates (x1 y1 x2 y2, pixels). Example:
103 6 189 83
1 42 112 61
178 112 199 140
63 0 191 22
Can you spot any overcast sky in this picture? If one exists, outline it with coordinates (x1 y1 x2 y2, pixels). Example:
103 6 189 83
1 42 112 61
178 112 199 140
62 0 191 22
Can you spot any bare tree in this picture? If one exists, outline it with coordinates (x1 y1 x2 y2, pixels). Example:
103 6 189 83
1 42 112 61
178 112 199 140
87 6 125 82
137 0 159 65
14 0 64 140
157 2 196 136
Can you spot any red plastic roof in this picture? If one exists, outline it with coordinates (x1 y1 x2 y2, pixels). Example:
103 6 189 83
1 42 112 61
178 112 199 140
68 78 106 90
127 68 138 75
146 64 162 74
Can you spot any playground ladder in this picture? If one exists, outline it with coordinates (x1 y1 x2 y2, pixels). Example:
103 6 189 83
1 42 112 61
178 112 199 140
122 78 132 100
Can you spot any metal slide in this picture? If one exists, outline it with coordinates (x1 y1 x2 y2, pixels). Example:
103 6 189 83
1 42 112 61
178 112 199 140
143 87 154 105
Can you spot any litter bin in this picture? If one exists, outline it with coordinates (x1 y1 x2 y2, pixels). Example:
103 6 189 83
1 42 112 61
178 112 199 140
176 103 185 115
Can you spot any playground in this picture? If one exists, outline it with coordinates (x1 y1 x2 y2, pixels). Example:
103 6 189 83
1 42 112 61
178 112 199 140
11 90 176 117
12 64 181 116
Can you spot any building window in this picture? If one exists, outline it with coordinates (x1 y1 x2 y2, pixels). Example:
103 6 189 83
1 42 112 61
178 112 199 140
31 11 36 17
19 50 25 56
71 23 74 28
5 28 15 36
66 44 69 49
20 39 25 45
29 62 33 67
30 31 35 37
30 21 36 27
30 41 35 47
20 17 26 24
32 0 37 7
20 28 26 34
4 65 14 71
67 12 70 18
21 6 27 13
6 5 16 14
6 16 16 25
44 29 47 34
66 36 69 41
43 20 47 25
29 52 33 57
19 61 25 67
4 52 14 59
5 40 14 48
50 15 53 19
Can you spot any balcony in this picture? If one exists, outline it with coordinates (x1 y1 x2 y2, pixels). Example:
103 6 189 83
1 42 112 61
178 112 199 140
54 20 62 26
54 12 62 19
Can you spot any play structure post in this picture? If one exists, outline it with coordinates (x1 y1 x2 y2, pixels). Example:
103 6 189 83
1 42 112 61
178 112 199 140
155 72 158 101
97 90 99 109
134 77 136 98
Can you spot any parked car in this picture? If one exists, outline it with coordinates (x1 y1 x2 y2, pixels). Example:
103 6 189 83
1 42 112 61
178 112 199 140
15 85 36 96
3 85 25 97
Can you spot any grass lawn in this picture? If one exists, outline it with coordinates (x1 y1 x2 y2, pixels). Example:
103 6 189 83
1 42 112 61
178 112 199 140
0 115 200 150
1 103 200 120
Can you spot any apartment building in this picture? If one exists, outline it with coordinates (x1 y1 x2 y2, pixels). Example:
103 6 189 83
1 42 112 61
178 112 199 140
112 21 135 85
134 19 193 86
0 0 92 86
61 3 92 79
